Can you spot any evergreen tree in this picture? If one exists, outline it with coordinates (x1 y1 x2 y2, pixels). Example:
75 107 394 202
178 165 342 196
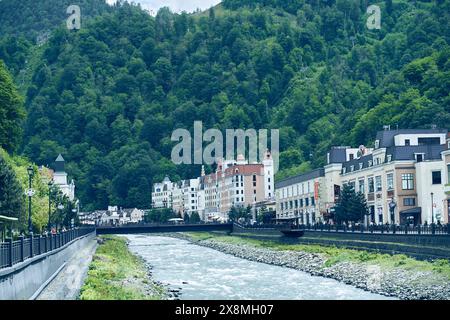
334 184 368 223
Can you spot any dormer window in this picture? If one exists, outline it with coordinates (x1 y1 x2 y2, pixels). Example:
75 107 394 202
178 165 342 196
387 155 392 162
368 160 373 167
350 165 354 172
359 163 363 170
343 168 347 174
415 153 424 163
374 140 380 149
405 139 411 146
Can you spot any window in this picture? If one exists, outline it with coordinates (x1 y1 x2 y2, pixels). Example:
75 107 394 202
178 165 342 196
387 155 392 162
368 160 373 167
405 139 410 146
294 200 298 208
349 154 354 161
281 203 284 210
402 174 414 190
368 177 374 193
403 198 416 206
350 165 354 172
359 179 365 194
311 197 315 206
375 176 382 192
305 198 309 206
432 171 442 185
387 173 394 191
415 154 424 162
359 163 363 170
375 140 380 149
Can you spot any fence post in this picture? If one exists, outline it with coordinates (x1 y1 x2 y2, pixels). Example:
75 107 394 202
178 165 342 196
447 224 450 235
405 225 408 235
8 238 13 267
20 236 24 262
29 234 34 258
431 223 435 235
38 235 41 255
44 235 48 252
418 225 421 235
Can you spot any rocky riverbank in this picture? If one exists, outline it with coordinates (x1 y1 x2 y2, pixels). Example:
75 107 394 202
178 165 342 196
175 234 450 300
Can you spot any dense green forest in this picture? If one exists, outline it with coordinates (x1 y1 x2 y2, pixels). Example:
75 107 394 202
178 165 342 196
0 0 449 211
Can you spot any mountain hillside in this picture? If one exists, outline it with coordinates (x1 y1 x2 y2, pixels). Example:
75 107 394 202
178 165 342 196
0 0 448 210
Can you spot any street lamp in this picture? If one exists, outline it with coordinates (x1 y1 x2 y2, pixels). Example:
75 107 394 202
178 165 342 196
48 180 53 230
27 165 34 234
431 192 435 225
57 203 64 232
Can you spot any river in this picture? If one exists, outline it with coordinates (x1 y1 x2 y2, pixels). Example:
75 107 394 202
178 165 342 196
126 235 392 300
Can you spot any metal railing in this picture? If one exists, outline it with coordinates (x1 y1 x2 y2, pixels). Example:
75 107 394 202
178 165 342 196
236 222 450 235
0 228 95 269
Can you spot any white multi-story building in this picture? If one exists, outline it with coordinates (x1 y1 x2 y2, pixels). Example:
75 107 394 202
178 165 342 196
151 176 174 209
275 169 326 224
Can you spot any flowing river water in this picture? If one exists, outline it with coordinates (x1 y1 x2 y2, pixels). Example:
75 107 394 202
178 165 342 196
126 235 392 300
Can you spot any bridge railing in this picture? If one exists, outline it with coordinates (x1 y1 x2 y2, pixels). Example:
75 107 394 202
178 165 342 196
0 227 95 270
236 222 450 236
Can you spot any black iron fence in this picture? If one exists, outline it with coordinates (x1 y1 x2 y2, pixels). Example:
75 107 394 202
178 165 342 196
236 222 450 235
0 227 95 269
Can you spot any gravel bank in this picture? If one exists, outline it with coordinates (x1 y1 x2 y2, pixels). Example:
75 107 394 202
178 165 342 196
174 235 450 300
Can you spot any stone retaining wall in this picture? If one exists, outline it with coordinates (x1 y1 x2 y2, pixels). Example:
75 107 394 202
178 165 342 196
0 232 95 300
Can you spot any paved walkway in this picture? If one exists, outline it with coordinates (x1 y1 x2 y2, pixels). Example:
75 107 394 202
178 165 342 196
36 238 98 300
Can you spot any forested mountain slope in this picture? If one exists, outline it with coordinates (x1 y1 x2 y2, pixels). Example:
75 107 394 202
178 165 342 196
0 0 448 210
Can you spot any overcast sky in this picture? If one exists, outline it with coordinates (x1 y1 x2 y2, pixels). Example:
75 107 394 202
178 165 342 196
107 0 221 15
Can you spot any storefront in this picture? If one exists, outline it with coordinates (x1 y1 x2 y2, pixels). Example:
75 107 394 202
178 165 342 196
400 207 422 226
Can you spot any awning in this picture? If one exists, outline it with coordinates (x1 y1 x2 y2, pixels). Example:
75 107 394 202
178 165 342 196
400 207 421 215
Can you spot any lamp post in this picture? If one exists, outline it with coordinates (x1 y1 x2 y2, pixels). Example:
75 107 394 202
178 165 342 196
431 192 435 234
431 192 435 225
48 180 53 230
57 204 64 232
27 165 34 234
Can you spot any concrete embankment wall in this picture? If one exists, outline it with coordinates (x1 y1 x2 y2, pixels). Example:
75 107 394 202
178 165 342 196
0 233 95 300
231 225 450 260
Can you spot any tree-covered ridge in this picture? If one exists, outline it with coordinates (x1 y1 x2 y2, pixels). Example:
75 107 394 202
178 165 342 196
0 0 447 210
0 60 25 152
0 0 112 41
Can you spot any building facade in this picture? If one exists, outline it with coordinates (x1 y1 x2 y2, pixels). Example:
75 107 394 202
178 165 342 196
276 128 449 226
152 151 275 222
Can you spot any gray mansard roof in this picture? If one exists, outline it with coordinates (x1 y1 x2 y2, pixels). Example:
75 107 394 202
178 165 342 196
376 129 448 148
387 145 445 161
275 168 325 189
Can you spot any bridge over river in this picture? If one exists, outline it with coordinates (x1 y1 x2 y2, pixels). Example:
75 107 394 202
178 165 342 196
96 223 234 235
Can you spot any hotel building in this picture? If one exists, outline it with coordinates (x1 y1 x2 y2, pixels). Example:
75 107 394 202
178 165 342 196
152 151 275 222
276 128 449 225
